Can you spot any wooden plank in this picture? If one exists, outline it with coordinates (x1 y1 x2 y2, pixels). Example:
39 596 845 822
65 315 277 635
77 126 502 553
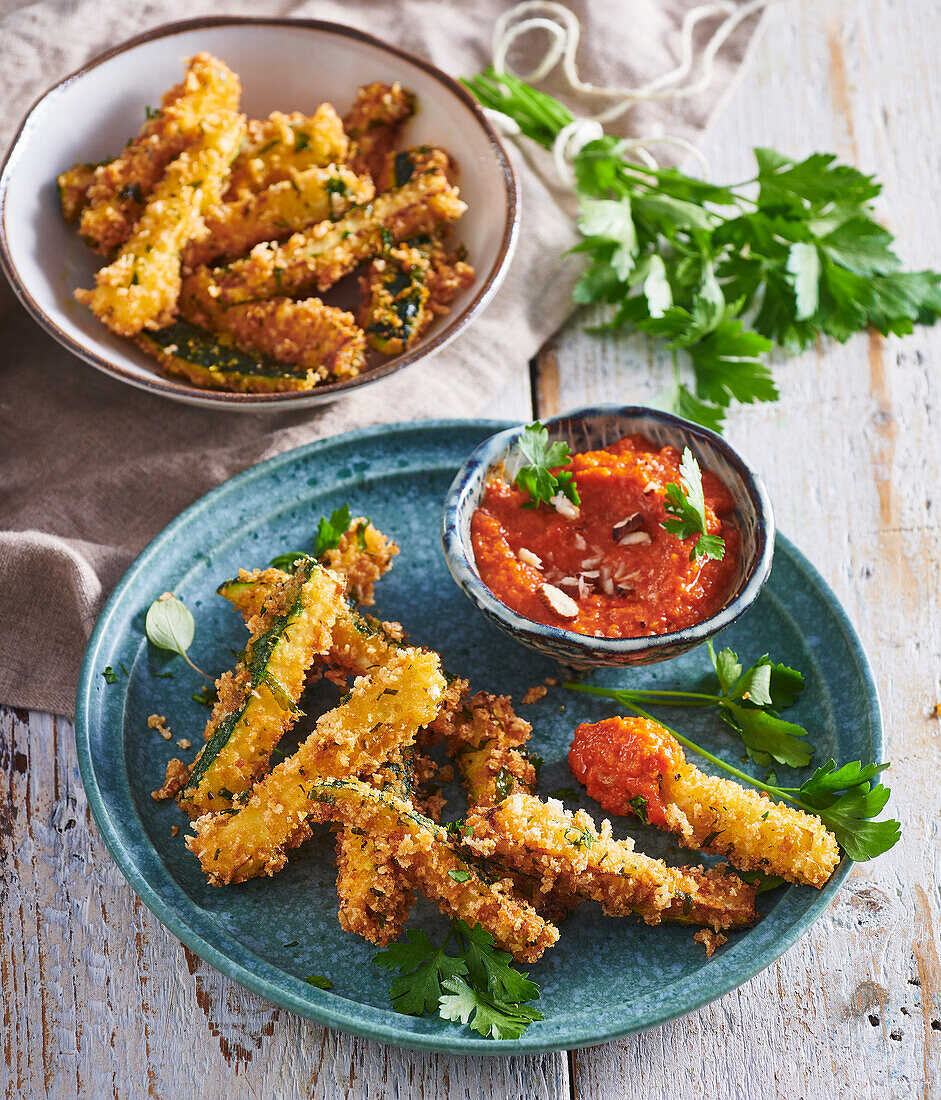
536 0 941 1096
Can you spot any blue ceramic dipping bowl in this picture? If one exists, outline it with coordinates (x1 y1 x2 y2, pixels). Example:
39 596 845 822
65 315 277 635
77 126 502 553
441 405 775 669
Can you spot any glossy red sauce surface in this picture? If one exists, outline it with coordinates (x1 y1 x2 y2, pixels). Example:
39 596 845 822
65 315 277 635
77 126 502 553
568 716 686 827
470 434 739 638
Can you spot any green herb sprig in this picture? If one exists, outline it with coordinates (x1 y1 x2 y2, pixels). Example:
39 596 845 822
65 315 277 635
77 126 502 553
662 448 725 560
144 592 209 679
463 69 941 431
373 919 543 1040
269 504 359 570
512 422 580 509
568 642 812 767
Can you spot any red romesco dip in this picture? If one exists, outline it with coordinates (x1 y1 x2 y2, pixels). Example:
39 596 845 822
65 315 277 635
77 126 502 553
569 716 686 827
470 433 739 638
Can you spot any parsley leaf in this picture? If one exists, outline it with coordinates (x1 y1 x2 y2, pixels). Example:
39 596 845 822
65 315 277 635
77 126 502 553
304 975 332 989
313 504 353 558
439 977 543 1040
513 422 580 509
373 927 466 1016
102 666 119 684
662 448 726 561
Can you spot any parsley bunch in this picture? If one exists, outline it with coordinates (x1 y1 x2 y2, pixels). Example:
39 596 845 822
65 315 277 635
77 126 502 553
373 919 543 1040
512 422 580 509
662 448 725 561
464 69 941 430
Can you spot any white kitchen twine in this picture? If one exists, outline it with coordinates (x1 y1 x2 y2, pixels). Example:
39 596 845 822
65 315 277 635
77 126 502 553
484 0 773 181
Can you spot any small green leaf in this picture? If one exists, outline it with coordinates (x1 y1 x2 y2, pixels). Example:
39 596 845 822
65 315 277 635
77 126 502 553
448 869 472 883
145 592 195 658
102 666 119 684
304 975 332 989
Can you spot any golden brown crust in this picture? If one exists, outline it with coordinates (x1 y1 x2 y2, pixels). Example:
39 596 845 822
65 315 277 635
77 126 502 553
224 107 349 196
209 170 466 305
78 53 241 254
343 83 416 181
186 165 374 267
180 268 365 382
152 758 190 801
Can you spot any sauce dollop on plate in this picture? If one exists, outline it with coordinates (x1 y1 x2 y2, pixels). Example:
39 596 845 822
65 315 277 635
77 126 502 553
470 433 739 638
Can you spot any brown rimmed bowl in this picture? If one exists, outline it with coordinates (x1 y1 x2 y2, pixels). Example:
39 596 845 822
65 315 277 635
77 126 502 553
0 17 518 410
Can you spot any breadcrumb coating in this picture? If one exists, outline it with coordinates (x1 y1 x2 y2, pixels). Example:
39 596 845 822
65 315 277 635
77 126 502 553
180 267 365 381
76 53 241 253
178 562 345 816
304 778 559 963
224 107 349 196
57 162 99 223
343 82 416 181
186 164 374 267
187 648 446 883
75 109 246 335
209 170 466 305
322 518 399 606
439 692 756 930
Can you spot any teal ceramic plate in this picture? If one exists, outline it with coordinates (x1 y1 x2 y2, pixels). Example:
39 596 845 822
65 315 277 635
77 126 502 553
75 420 882 1054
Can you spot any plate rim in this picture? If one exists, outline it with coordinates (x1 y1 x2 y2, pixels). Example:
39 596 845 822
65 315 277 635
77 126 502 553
74 418 882 1054
0 17 519 410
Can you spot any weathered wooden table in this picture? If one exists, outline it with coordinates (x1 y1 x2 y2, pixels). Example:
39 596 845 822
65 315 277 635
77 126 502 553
3 1 939 1095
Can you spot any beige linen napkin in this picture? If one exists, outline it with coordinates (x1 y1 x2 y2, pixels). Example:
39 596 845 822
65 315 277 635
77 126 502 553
0 0 765 716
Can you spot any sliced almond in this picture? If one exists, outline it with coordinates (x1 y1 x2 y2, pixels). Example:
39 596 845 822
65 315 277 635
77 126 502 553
518 547 543 568
549 493 580 520
539 582 579 619
612 513 644 541
558 576 578 587
580 570 600 579
580 555 603 569
619 531 652 547
573 533 587 550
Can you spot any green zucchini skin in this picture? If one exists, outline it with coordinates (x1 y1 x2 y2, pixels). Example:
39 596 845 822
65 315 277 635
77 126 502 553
137 319 317 393
360 238 432 355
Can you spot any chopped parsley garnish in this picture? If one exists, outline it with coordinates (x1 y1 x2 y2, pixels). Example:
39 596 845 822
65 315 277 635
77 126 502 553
304 975 332 989
512 422 580 509
447 869 472 883
102 666 118 684
661 448 725 561
373 919 542 1040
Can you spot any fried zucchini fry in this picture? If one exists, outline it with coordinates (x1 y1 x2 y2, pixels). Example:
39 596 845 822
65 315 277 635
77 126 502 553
217 515 399 615
177 559 345 816
301 778 559 963
358 235 474 355
322 518 399 606
76 53 241 254
468 792 756 931
208 170 466 305
187 648 447 883
185 164 374 267
224 107 349 196
334 752 416 946
57 162 100 223
572 717 841 887
75 109 246 335
137 319 332 392
375 144 452 193
436 692 756 931
180 268 365 382
344 82 416 181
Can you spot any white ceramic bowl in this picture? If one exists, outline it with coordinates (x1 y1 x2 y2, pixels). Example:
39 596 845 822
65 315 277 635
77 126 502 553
0 18 518 410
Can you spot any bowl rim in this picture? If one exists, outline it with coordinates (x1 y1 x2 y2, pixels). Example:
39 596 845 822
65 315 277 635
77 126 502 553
0 15 519 408
441 404 776 656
